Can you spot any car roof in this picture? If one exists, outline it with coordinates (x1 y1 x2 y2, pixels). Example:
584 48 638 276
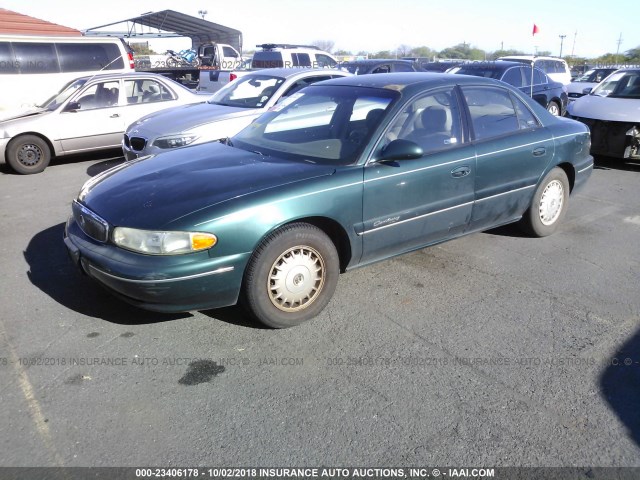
499 55 567 62
310 72 504 94
243 67 347 78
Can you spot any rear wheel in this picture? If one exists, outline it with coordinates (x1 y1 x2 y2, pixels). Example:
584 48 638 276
242 223 340 328
6 135 51 174
546 101 561 116
519 167 569 237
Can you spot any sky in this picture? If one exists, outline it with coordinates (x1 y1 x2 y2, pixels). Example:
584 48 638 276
2 0 639 59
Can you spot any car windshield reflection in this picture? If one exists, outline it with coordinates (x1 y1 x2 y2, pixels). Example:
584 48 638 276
208 75 285 108
232 85 398 166
591 71 640 99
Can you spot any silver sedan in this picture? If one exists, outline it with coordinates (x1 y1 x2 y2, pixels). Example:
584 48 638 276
0 72 203 174
122 68 350 160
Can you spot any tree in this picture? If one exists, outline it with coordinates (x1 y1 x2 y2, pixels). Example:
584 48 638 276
487 48 524 60
129 42 156 55
396 44 412 57
624 46 640 63
312 40 335 53
410 46 434 59
369 50 393 59
439 43 485 60
334 49 353 56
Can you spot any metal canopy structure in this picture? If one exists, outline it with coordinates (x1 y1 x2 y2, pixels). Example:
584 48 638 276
83 10 242 52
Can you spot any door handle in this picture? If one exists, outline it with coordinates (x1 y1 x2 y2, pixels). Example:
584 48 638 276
532 147 546 156
451 166 471 178
110 113 120 118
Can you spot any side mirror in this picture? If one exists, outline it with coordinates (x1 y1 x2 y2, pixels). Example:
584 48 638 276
378 139 423 162
64 101 80 112
582 87 592 95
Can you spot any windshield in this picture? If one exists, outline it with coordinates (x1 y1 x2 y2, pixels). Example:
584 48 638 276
575 69 616 83
208 75 285 108
338 64 362 74
232 84 399 166
591 71 640 99
39 78 88 110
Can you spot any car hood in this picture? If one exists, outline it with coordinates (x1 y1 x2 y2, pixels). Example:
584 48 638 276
566 82 597 94
568 95 640 122
127 102 261 136
0 109 49 128
79 142 336 230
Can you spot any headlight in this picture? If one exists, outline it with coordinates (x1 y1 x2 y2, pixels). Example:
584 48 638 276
153 134 198 149
113 227 217 255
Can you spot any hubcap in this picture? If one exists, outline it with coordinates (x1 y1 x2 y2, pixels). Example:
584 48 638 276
548 104 560 116
539 179 564 225
17 144 43 167
268 245 325 312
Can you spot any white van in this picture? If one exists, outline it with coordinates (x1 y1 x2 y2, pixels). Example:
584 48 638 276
497 55 572 85
0 35 133 118
252 44 338 69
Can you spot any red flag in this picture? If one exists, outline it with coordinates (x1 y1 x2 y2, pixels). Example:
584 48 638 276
532 24 540 36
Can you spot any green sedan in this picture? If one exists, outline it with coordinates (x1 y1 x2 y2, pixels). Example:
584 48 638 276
64 73 593 328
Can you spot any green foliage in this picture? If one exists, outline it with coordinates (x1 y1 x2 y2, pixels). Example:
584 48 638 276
409 46 434 59
488 49 525 60
369 50 393 59
625 46 640 63
438 43 485 60
129 42 156 55
334 49 353 56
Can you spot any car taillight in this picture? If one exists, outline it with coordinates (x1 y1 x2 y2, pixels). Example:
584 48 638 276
128 52 135 69
230 73 237 81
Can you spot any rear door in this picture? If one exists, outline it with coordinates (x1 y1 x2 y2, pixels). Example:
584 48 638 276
461 85 554 231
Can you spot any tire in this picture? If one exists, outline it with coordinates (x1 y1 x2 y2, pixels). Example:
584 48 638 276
242 223 340 328
6 135 51 174
546 101 560 116
519 167 570 237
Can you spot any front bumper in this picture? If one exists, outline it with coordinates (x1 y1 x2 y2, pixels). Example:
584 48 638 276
0 137 10 163
571 117 640 159
64 216 250 313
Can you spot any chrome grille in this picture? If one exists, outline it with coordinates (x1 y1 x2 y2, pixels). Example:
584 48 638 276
72 201 109 243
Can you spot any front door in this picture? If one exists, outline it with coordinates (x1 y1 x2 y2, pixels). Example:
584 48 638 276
360 87 476 264
57 79 124 153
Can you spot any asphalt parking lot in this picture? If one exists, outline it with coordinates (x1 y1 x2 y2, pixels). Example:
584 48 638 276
0 152 639 469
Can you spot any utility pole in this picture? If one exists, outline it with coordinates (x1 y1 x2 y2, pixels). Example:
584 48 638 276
571 31 577 58
559 35 566 58
615 32 623 62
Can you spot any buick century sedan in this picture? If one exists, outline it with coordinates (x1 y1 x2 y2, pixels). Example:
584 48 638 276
65 73 593 328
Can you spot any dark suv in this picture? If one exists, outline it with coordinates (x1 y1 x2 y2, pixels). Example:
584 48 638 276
451 61 568 115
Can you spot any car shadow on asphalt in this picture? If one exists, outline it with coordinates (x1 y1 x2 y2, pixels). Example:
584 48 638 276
483 223 531 238
594 155 640 173
25 223 190 325
200 307 268 330
600 326 640 448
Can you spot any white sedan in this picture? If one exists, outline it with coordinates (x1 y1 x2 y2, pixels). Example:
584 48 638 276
567 68 640 160
0 72 203 174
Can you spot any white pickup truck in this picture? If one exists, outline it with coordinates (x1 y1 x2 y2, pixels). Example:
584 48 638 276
197 44 338 94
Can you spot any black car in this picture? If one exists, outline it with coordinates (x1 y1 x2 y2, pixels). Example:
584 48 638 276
338 59 423 74
451 61 568 116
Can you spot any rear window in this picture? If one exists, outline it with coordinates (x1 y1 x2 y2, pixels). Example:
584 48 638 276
252 52 284 68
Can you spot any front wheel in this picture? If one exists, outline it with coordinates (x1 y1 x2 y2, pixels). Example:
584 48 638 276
547 101 561 116
242 223 340 328
519 167 570 237
6 134 51 174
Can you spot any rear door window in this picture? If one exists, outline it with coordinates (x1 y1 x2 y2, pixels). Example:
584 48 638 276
462 86 520 141
0 42 18 74
56 43 124 72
